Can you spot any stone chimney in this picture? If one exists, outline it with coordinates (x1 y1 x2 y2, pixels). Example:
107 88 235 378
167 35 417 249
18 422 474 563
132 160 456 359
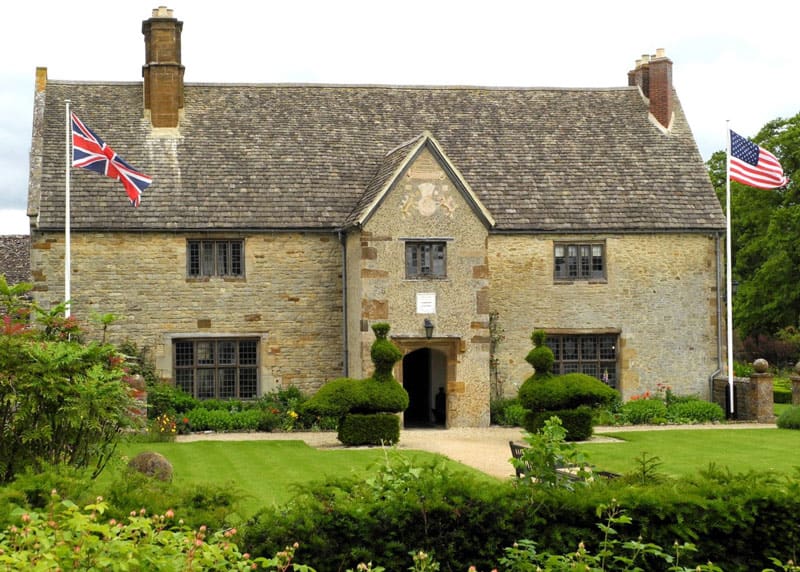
142 6 184 128
628 48 673 129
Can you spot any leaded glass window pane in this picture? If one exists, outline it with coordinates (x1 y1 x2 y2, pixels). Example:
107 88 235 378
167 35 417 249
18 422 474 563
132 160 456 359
239 368 258 399
173 338 260 399
405 241 447 278
219 368 236 398
197 369 216 399
545 333 618 389
554 242 605 280
218 341 236 365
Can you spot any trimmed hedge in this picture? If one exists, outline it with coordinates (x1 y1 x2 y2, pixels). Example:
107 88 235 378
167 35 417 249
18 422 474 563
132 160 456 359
619 398 668 424
338 413 400 446
241 457 800 572
774 387 792 404
523 407 593 441
303 377 409 417
185 408 262 432
519 372 619 412
242 458 526 572
666 399 725 423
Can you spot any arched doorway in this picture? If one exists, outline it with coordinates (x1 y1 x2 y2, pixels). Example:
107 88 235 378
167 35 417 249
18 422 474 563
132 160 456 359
402 347 447 427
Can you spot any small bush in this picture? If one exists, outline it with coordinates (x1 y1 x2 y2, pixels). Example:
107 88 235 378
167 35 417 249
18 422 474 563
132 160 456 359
523 406 593 441
0 466 95 524
256 408 281 432
338 413 400 446
666 399 725 423
102 471 243 531
491 398 526 426
777 406 800 429
146 382 198 420
620 398 668 424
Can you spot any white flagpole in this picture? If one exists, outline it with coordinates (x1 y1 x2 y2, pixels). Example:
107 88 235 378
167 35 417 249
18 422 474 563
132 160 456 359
725 121 734 415
65 100 71 319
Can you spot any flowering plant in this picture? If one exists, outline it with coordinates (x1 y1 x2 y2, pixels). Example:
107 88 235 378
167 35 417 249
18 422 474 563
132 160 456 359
177 415 192 435
0 490 315 570
150 413 177 441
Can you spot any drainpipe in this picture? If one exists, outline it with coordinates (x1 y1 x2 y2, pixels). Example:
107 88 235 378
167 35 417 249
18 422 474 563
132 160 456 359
339 229 349 377
708 232 723 397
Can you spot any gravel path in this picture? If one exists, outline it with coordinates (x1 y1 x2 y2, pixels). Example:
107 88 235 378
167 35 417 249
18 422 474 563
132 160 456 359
177 422 776 479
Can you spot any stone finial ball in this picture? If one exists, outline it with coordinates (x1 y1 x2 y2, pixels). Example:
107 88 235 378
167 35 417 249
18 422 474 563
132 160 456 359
753 358 769 373
795 361 800 374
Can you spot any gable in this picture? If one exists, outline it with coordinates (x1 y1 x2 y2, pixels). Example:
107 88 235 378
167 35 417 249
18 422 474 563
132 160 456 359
348 132 494 230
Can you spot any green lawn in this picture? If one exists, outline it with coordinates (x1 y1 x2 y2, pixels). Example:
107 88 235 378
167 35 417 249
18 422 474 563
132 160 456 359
117 439 493 513
579 428 800 478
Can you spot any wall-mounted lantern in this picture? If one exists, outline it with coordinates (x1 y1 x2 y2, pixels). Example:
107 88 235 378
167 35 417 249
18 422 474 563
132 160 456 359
424 318 434 339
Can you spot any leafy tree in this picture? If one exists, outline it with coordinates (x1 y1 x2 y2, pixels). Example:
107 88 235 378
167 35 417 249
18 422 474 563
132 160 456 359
708 113 800 338
0 280 136 483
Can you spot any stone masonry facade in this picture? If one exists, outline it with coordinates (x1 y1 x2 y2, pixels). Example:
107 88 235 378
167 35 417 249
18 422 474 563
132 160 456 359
29 230 344 395
490 233 720 400
348 147 492 427
27 163 722 424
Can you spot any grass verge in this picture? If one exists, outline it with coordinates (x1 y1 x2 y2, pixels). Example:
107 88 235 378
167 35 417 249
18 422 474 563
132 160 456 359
115 439 494 515
579 428 800 478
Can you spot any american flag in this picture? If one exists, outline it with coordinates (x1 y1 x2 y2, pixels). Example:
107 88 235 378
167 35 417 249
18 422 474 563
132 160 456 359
729 130 788 190
71 113 152 206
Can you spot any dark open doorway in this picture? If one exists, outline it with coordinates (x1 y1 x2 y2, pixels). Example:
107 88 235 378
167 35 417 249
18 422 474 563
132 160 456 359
402 348 446 428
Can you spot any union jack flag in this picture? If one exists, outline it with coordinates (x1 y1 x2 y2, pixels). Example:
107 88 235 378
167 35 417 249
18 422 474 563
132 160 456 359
71 112 152 206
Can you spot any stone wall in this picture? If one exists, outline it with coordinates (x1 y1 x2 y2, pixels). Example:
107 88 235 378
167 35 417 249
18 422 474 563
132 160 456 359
489 233 721 400
28 193 723 420
351 147 492 426
29 230 344 394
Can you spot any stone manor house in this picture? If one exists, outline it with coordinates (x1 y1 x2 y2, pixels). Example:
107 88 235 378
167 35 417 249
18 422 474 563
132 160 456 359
26 8 726 427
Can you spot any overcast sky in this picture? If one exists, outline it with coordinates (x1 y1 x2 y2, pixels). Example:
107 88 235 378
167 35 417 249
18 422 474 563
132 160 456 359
2 0 798 234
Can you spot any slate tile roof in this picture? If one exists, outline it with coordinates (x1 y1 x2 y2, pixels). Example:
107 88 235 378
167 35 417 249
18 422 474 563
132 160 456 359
0 235 31 286
346 133 423 227
30 81 724 233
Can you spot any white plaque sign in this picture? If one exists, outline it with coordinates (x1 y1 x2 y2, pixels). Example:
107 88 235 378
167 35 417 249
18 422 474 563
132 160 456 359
416 292 436 314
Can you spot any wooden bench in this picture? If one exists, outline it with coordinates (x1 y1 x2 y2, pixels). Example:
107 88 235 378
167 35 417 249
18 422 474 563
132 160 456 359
509 441 531 478
509 441 620 481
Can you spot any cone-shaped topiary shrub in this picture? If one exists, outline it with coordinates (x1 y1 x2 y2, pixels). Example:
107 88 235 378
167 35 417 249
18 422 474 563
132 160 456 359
303 323 408 445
